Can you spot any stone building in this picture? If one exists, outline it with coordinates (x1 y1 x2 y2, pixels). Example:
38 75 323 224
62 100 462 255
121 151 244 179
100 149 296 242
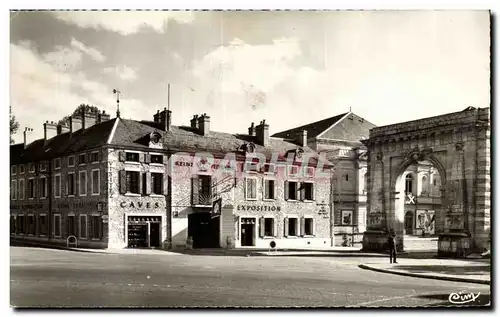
361 107 490 256
10 107 334 250
273 111 376 246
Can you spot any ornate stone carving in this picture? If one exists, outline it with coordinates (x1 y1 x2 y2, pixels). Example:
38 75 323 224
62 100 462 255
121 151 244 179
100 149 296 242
455 141 464 151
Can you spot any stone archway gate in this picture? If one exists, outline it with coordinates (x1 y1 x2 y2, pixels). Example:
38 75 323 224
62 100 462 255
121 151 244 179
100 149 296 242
361 107 490 256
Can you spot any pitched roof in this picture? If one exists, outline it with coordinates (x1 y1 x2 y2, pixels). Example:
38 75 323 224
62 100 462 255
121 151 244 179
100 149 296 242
271 112 348 139
10 119 117 164
110 119 332 166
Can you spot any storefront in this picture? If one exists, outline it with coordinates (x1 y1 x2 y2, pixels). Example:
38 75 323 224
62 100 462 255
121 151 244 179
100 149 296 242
126 215 162 248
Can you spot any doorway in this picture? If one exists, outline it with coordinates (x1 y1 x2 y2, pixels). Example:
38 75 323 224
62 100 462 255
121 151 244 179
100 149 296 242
404 211 414 235
240 218 255 247
188 212 220 248
149 223 160 248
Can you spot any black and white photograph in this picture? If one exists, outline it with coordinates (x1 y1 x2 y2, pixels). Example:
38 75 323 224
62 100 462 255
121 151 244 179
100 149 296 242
6 3 493 309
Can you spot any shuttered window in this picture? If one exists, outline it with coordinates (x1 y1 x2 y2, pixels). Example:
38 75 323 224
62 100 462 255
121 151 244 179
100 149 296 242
152 173 163 195
192 175 212 205
67 215 76 236
68 173 76 196
90 216 101 240
245 178 257 200
264 179 275 200
39 215 48 236
79 215 87 239
126 171 140 194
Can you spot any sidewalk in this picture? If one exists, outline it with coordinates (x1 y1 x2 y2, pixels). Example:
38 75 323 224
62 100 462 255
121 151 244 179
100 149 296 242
359 258 491 285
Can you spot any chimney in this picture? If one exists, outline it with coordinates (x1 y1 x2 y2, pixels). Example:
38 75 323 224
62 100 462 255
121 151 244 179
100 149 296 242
23 127 33 149
153 110 160 123
57 123 70 135
255 120 270 147
190 115 199 129
69 115 83 133
197 113 210 136
248 122 256 136
296 129 307 147
158 108 172 132
97 110 110 123
43 121 58 141
81 107 97 129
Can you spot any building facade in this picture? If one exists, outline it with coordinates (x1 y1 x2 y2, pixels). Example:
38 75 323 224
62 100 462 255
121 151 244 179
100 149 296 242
10 107 334 250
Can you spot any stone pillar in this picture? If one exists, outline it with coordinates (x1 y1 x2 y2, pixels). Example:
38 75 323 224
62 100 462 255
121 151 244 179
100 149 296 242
474 114 490 251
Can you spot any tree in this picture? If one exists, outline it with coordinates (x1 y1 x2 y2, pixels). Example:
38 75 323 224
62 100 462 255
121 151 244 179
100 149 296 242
57 104 102 126
10 106 19 144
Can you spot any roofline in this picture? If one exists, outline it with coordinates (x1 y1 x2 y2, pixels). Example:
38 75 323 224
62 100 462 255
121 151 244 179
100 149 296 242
107 117 120 144
315 112 352 139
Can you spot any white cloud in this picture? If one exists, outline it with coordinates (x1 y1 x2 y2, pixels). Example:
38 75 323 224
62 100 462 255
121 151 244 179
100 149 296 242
42 45 83 71
104 65 138 81
9 42 149 143
70 38 106 62
54 11 195 35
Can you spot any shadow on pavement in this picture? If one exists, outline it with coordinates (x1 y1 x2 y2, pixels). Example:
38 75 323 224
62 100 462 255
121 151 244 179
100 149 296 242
393 264 491 276
417 293 491 307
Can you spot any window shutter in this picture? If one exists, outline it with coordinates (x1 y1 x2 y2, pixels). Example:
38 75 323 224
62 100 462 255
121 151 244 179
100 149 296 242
244 178 247 199
273 218 277 237
312 218 316 236
191 176 199 205
300 217 305 236
86 152 91 164
119 151 126 162
163 173 168 196
284 218 289 237
261 178 265 199
145 154 151 164
98 149 103 162
299 183 305 201
145 172 152 195
139 153 145 163
259 217 265 238
284 181 289 200
89 216 94 239
34 179 38 198
138 172 143 195
119 170 127 194
311 183 315 201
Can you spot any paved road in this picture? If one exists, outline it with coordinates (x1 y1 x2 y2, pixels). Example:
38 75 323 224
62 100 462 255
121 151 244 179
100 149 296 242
10 247 490 308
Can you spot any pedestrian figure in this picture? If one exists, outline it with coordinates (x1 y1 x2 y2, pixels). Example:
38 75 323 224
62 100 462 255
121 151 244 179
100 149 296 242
387 231 397 264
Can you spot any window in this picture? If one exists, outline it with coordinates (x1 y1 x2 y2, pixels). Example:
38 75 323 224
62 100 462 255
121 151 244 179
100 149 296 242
91 216 101 240
11 165 17 175
405 174 414 194
28 178 35 199
54 215 61 237
151 173 163 195
126 152 140 162
433 179 437 186
27 215 35 235
264 218 274 237
92 170 100 195
78 153 87 165
79 171 87 196
264 179 275 200
67 215 76 236
345 174 349 181
40 162 47 171
54 174 61 198
68 156 75 167
286 181 299 200
10 216 15 234
67 172 76 196
29 163 35 173
19 165 25 174
288 165 300 177
79 215 87 239
17 215 24 234
287 218 298 237
305 167 315 178
192 174 212 205
262 163 276 174
151 154 163 164
11 180 17 200
302 182 314 201
40 177 47 198
39 215 48 236
126 171 140 194
90 152 99 163
18 179 25 200
55 158 61 169
304 218 314 236
245 178 257 200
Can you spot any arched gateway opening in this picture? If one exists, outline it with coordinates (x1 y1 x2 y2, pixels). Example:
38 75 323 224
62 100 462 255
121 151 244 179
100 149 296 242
361 107 490 258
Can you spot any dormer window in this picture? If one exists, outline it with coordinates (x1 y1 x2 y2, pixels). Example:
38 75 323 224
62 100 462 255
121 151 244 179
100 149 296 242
262 163 276 174
288 165 300 177
305 166 315 178
126 152 140 162
78 153 86 165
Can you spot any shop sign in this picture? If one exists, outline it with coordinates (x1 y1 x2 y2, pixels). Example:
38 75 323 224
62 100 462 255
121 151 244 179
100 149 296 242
237 205 281 212
56 201 97 209
120 201 160 209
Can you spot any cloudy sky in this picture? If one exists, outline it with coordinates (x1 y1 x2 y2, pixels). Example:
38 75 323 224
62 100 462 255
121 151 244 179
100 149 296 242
9 10 490 143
